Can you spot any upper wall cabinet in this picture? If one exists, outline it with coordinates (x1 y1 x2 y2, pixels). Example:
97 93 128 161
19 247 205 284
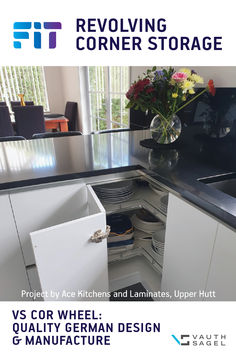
0 194 30 300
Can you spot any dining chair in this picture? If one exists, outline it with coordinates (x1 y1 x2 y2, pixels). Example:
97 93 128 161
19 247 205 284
44 101 78 131
0 106 14 137
13 106 45 139
32 131 82 139
0 136 26 142
11 101 34 110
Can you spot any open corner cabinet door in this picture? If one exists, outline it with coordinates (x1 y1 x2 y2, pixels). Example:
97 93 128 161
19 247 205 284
30 184 109 301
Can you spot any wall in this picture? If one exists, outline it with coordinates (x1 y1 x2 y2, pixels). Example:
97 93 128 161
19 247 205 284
60 67 80 105
44 67 64 113
44 66 83 131
60 67 82 131
130 67 236 87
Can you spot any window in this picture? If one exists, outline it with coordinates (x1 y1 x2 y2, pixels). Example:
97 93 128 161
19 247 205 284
87 66 130 131
0 66 49 112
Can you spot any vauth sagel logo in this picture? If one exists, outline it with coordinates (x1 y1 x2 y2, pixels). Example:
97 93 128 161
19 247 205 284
171 333 227 347
13 22 62 49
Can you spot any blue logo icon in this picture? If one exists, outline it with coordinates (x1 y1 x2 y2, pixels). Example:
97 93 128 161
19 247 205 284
172 334 190 346
13 22 62 49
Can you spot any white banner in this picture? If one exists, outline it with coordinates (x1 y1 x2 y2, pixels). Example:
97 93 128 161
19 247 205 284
0 0 235 65
0 302 234 354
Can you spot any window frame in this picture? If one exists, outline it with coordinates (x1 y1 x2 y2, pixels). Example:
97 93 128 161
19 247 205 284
85 66 130 132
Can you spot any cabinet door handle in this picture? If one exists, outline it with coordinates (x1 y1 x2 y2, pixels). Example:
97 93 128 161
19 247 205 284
90 225 111 243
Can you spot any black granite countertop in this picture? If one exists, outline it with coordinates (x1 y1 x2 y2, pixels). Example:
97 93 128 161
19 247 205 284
0 129 236 229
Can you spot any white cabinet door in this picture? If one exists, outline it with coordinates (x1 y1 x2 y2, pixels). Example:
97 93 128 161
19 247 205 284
206 223 236 300
0 194 30 300
10 181 95 266
30 185 108 301
161 193 218 299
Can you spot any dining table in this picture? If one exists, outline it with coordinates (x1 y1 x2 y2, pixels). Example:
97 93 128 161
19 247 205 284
44 117 69 132
11 114 69 133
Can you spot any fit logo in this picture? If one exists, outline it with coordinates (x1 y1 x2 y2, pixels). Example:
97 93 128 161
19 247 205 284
13 22 62 49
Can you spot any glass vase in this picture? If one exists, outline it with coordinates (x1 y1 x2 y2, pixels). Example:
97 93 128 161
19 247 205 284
150 113 182 144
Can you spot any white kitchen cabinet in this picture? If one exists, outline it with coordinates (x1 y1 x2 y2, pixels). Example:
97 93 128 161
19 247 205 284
5 172 235 302
0 194 30 300
161 193 218 299
206 223 236 300
24 183 108 301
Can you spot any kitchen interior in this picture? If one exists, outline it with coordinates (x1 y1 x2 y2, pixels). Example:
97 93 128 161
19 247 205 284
0 66 236 301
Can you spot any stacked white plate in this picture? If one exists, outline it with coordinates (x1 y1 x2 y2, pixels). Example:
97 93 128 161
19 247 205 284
152 229 165 256
131 213 164 235
93 180 134 204
159 195 168 214
131 215 163 234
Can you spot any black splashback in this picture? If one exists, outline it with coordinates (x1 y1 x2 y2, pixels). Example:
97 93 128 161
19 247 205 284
129 109 154 130
130 87 236 142
130 108 154 130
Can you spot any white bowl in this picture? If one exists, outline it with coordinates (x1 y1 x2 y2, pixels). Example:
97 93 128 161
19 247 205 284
132 214 164 234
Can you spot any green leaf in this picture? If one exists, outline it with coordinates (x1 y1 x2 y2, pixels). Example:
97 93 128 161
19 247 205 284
126 101 132 108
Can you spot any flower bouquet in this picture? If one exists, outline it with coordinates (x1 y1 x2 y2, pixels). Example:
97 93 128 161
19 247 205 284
126 67 215 144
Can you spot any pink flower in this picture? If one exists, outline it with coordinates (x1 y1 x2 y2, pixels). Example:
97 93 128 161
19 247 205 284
172 72 187 82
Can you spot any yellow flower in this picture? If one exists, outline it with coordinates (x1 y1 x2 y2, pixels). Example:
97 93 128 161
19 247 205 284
189 89 195 94
172 93 178 98
190 74 204 84
182 95 186 101
180 68 191 77
182 79 195 93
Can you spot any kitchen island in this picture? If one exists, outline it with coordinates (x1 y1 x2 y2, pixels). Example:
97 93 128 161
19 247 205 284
0 129 236 301
0 129 236 228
